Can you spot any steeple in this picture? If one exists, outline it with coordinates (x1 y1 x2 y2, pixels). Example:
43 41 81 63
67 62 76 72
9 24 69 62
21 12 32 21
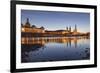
66 27 68 31
25 18 30 27
26 18 30 24
69 26 71 32
74 24 77 32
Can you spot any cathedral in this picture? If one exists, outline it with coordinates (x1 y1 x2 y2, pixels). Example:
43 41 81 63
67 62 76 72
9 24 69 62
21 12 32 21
21 18 78 36
21 18 45 33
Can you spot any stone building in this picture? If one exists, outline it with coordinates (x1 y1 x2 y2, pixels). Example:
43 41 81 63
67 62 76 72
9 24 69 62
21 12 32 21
21 18 45 33
21 18 80 37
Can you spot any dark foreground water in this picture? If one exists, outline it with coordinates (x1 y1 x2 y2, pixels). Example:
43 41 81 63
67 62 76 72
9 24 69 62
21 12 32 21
21 37 90 63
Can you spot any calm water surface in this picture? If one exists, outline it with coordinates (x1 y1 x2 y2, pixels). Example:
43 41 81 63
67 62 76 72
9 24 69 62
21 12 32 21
21 37 90 63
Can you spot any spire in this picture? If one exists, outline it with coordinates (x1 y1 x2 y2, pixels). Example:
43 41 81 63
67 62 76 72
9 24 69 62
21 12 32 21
66 27 68 31
69 26 71 32
74 24 77 32
26 18 29 24
25 18 30 27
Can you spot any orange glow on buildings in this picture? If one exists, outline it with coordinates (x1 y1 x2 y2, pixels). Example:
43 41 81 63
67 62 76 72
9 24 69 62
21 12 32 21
21 18 90 37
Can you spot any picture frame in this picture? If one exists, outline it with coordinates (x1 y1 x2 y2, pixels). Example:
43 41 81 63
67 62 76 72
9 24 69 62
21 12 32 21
10 0 97 72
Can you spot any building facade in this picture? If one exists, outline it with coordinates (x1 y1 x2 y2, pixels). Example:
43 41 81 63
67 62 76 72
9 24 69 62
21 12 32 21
21 18 82 37
21 18 45 33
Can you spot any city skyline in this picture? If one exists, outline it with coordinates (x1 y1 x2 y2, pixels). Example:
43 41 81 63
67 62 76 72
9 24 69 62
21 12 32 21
21 10 90 32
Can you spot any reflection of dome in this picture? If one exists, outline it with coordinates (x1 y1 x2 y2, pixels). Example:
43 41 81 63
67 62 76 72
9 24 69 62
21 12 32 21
32 25 36 28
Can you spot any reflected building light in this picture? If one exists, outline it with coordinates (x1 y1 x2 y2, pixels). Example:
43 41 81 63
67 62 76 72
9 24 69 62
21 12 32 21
74 38 77 48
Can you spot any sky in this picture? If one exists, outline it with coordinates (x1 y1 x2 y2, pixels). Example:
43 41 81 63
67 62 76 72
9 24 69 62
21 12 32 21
21 10 90 32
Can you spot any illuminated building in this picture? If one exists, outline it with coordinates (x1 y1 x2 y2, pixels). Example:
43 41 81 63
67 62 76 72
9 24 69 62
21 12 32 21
21 18 89 37
21 18 45 33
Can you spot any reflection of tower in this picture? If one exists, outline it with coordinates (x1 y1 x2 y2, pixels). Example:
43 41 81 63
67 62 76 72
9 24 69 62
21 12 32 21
74 38 77 48
67 41 68 47
69 38 71 47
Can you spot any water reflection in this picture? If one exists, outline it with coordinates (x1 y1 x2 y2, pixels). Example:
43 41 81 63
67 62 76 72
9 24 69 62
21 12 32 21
22 36 89 47
21 36 90 63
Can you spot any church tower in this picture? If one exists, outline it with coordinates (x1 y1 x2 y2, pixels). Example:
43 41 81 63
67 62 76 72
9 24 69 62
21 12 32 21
24 18 30 27
66 27 68 31
69 26 71 32
74 25 77 32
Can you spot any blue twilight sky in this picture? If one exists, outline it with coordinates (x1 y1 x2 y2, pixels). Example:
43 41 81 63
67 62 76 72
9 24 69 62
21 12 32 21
21 10 90 32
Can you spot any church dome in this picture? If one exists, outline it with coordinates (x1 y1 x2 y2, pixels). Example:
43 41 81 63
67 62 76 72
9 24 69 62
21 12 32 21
32 25 36 28
40 26 44 29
